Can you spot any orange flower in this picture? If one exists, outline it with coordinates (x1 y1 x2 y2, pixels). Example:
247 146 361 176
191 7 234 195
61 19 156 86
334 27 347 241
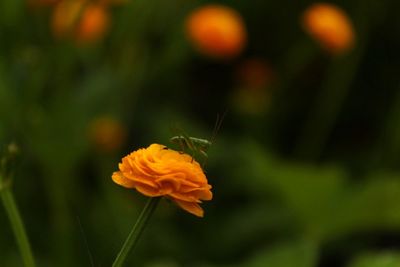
186 4 247 59
51 0 84 39
88 116 127 153
302 3 355 55
51 0 109 44
231 58 275 115
236 58 275 89
112 144 213 217
75 3 109 43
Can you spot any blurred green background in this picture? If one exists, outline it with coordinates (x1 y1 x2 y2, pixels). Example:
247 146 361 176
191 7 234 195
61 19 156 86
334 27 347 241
1 0 400 266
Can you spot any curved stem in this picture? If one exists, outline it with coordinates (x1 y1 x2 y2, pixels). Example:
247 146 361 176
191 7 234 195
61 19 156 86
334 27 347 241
293 0 370 160
293 49 362 159
112 197 160 267
0 176 36 267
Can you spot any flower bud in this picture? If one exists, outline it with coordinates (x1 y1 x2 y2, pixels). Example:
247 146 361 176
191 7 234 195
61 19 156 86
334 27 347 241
186 4 247 59
302 3 355 55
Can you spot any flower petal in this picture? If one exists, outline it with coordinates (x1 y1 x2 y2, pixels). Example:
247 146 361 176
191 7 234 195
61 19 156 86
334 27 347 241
134 182 162 197
112 143 213 217
173 199 204 217
112 171 136 188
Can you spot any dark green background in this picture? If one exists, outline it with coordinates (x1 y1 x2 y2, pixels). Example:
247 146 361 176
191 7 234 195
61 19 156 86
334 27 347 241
1 0 400 266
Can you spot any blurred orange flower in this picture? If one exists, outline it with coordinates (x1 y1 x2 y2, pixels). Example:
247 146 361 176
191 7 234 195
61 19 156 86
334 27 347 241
51 0 109 44
231 58 275 115
302 3 355 55
76 3 109 43
112 144 213 217
236 58 275 89
186 4 247 59
88 116 127 153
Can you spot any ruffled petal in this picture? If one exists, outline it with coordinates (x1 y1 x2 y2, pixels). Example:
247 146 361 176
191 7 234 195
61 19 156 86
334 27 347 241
112 143 213 217
112 171 136 188
173 199 204 217
169 192 200 203
135 182 162 197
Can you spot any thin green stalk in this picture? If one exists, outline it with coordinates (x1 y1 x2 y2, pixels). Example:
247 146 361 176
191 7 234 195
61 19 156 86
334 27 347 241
370 84 400 168
293 0 371 160
0 176 36 267
293 48 363 160
112 197 160 267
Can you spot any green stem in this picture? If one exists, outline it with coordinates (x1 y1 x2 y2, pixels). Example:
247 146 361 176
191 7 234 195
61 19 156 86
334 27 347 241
293 0 370 160
293 49 363 160
0 177 36 267
112 197 160 267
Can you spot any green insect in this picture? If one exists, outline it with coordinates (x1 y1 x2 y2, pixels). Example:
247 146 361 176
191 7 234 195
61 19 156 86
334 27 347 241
170 135 212 160
169 112 226 165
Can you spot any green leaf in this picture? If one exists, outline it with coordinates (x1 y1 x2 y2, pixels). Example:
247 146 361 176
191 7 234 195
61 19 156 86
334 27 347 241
243 240 318 267
348 252 400 267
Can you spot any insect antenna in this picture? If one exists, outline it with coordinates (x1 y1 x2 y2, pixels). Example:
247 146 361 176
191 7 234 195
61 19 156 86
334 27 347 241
210 109 228 147
199 109 227 168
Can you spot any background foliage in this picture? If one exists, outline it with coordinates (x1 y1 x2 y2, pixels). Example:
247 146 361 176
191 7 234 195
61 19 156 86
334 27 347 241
1 0 400 266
